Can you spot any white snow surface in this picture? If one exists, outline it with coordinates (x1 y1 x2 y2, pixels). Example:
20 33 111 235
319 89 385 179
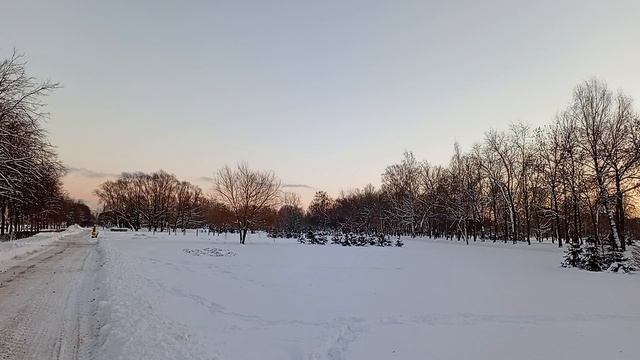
94 231 640 360
0 225 84 270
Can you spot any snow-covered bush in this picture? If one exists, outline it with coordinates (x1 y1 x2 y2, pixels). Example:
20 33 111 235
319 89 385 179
603 246 635 273
298 230 328 245
297 231 311 244
561 241 635 273
582 244 603 272
607 261 635 273
299 231 402 248
374 233 393 247
561 242 583 268
632 245 640 270
340 233 354 246
331 233 343 245
269 230 300 239
354 234 368 246
337 232 398 247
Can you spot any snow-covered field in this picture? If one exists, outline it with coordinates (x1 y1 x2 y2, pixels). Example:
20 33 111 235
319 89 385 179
90 230 640 360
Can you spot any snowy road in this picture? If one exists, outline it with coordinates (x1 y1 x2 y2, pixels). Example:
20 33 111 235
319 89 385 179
0 229 100 360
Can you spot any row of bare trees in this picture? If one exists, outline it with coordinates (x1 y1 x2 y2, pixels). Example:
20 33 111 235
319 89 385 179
95 164 283 244
95 79 639 252
308 79 639 250
95 170 204 232
0 51 74 238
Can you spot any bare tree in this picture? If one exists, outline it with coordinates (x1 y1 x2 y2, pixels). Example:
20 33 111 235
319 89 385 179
213 163 281 244
536 123 564 246
602 92 640 245
569 79 622 249
382 151 423 237
276 192 305 236
0 50 64 236
510 122 535 245
484 129 518 243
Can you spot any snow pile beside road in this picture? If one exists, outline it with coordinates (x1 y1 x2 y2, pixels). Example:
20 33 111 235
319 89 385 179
0 225 84 270
95 231 640 360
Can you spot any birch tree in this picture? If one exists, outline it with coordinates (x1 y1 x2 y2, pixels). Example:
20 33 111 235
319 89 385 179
569 79 622 250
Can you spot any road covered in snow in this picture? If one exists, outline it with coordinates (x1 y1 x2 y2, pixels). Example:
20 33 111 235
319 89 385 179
94 231 640 360
0 227 100 360
1 229 639 360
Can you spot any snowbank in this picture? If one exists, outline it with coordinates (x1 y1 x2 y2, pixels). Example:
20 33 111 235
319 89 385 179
0 225 84 271
95 231 640 360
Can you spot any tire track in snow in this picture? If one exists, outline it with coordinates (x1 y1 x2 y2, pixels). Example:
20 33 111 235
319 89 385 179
0 229 99 360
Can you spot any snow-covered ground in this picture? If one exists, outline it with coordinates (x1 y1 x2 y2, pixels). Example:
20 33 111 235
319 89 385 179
0 225 84 271
94 230 640 360
0 227 98 359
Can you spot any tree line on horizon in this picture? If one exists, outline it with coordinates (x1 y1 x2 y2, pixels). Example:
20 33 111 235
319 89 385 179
0 51 92 240
94 78 640 258
2 50 638 258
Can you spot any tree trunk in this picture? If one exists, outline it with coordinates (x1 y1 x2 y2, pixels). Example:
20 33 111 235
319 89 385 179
597 173 622 250
615 175 626 247
555 212 562 248
492 197 498 242
239 228 249 244
1 203 5 236
503 209 509 244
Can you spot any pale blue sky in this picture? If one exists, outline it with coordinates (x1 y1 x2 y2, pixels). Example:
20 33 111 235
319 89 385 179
2 0 640 206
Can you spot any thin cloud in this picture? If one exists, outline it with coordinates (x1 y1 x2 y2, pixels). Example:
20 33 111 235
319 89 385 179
282 184 315 190
197 176 214 182
67 167 119 179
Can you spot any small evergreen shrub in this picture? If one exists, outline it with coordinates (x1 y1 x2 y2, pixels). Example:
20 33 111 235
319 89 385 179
298 230 328 245
582 244 603 272
561 242 583 268
331 233 343 245
298 231 403 248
